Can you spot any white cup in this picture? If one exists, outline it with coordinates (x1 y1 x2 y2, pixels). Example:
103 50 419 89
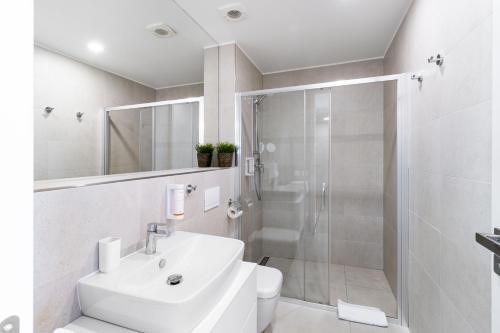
98 237 121 273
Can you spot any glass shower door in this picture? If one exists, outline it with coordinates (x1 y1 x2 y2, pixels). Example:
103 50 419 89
154 102 199 170
241 89 331 305
256 90 306 300
303 89 331 304
106 107 153 174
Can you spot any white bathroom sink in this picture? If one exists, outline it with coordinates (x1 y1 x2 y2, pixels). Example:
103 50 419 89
78 231 244 333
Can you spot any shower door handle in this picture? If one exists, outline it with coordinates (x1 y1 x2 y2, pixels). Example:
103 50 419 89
321 182 327 208
313 182 328 235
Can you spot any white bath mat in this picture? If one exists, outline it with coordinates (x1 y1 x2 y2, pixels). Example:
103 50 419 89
337 300 388 327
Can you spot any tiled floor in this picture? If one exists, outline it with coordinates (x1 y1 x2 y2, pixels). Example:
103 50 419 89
266 257 397 318
263 301 409 333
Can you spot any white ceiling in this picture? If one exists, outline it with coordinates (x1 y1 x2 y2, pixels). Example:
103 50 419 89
34 0 216 88
176 0 413 73
35 0 412 88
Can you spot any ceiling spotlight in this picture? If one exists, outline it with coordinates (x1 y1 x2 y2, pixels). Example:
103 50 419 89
87 41 104 54
146 23 177 38
219 3 247 22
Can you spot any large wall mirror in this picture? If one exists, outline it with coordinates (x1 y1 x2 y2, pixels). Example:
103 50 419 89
34 0 218 181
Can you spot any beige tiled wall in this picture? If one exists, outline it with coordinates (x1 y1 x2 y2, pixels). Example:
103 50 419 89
235 47 263 93
384 0 493 332
330 82 384 270
34 46 156 180
203 46 219 144
34 168 237 333
219 43 264 142
155 83 204 101
263 59 383 89
218 44 238 143
383 81 398 295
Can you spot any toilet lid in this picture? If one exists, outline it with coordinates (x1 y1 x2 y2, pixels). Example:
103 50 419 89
257 265 283 299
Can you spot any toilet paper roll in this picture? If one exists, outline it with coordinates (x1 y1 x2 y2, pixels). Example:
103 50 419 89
227 207 243 219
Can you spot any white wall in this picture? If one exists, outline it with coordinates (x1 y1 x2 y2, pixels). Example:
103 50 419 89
34 168 237 333
384 0 493 332
34 46 156 180
492 0 500 331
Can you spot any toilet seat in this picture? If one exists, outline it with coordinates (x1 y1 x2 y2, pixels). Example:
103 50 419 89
257 265 283 299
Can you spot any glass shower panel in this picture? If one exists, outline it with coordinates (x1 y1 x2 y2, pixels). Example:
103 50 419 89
330 81 398 316
239 96 263 262
254 91 306 300
154 102 199 170
107 107 153 174
304 89 331 304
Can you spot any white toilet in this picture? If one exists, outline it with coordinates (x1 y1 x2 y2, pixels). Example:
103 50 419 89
256 265 283 332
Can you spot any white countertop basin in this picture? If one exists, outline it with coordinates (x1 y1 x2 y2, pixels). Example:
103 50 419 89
78 231 244 333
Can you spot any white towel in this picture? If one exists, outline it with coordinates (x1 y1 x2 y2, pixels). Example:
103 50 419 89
337 299 388 327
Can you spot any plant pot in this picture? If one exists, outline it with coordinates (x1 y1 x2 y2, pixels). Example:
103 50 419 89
217 152 234 167
197 153 212 167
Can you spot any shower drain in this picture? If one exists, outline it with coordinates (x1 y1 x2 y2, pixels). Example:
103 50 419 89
166 274 183 285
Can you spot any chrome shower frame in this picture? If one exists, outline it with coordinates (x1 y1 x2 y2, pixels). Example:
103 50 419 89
235 73 411 327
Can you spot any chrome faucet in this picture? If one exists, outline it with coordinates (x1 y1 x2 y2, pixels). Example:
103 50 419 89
145 223 170 255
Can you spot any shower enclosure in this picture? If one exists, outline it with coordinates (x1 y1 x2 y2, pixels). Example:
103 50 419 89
236 75 409 324
103 97 203 175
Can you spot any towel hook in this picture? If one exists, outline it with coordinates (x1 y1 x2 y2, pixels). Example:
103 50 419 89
427 53 444 66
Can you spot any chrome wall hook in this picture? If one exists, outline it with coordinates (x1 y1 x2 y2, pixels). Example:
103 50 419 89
76 112 84 119
427 54 444 66
44 106 54 113
411 74 424 83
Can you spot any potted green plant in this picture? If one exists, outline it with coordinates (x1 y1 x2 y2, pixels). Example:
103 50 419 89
216 142 237 167
195 143 214 167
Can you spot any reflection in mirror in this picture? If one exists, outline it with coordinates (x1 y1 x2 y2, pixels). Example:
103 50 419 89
34 0 217 181
105 99 202 175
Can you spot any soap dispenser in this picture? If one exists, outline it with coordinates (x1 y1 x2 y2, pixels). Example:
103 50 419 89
166 184 185 220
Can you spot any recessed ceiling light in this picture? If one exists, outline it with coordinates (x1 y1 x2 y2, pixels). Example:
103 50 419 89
146 23 177 38
87 41 104 54
227 9 243 20
219 3 247 22
323 117 330 121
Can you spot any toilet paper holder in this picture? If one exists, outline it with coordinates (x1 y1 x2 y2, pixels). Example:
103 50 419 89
227 199 243 220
